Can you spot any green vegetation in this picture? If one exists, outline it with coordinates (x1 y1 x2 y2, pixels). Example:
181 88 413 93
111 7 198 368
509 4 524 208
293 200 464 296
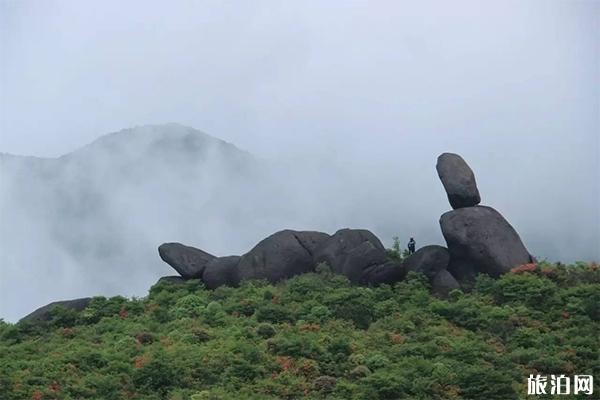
1 262 598 399
385 236 410 262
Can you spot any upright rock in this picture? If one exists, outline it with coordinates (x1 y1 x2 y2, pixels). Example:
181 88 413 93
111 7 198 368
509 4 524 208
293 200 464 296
20 298 92 323
436 153 481 209
158 242 216 279
440 205 532 277
403 245 450 280
314 229 387 283
237 230 329 283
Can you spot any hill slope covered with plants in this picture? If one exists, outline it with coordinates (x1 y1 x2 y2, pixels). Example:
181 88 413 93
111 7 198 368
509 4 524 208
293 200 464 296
1 262 598 400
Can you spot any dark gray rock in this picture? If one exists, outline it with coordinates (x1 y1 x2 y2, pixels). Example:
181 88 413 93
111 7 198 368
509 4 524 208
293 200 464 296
20 297 92 323
202 255 241 289
440 205 531 277
431 270 460 297
314 229 387 283
237 230 327 283
158 242 216 279
403 245 450 280
436 153 481 209
447 258 479 283
292 231 331 256
155 276 188 285
360 261 406 286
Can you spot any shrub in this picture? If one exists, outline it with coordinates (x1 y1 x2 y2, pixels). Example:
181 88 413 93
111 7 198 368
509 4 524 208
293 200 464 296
0 262 597 400
133 351 182 395
255 304 295 324
313 375 337 393
348 365 371 379
256 323 276 338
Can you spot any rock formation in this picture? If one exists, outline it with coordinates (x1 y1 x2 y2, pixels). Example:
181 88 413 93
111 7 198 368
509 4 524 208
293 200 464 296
237 230 330 283
440 206 533 277
154 151 531 293
436 154 532 283
157 228 407 289
403 245 450 280
18 150 537 320
155 276 187 285
203 256 242 289
430 270 460 297
436 153 481 209
313 229 387 283
158 243 216 279
21 298 92 323
360 261 406 286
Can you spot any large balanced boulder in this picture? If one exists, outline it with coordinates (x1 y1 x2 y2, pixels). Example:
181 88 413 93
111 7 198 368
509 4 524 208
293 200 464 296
20 297 92 323
440 205 532 277
158 242 216 279
314 229 387 283
237 230 329 283
436 153 481 209
203 256 242 289
403 245 450 280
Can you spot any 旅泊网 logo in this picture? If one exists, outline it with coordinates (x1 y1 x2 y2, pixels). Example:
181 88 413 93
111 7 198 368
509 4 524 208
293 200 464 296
527 374 594 396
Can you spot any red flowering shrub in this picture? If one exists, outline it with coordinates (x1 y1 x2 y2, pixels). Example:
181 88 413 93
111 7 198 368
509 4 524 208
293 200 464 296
510 263 537 274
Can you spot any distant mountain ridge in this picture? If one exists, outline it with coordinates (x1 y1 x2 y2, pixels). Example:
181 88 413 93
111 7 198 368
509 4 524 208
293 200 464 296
0 123 267 322
1 123 254 168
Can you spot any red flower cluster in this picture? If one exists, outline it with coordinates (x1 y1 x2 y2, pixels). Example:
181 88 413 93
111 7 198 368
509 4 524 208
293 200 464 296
276 356 292 371
48 382 61 393
510 263 537 274
134 355 148 369
390 333 405 344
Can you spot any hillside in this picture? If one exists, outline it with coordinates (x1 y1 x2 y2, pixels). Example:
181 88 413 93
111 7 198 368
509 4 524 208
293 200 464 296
1 263 598 399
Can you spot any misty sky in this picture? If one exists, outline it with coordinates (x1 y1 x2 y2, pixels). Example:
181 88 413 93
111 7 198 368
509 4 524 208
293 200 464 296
0 0 599 318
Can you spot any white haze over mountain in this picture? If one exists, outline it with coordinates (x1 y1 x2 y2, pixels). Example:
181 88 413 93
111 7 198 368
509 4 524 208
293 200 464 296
1 123 598 322
1 1 599 321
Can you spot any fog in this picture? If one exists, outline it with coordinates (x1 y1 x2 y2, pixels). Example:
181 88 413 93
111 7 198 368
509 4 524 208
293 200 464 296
1 1 598 322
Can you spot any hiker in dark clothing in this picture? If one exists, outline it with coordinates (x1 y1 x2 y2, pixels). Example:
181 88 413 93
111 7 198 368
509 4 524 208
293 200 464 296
407 237 416 254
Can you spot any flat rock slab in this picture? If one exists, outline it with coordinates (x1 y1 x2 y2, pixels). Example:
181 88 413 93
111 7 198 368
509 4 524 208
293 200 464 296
436 153 481 209
20 297 92 323
155 276 188 285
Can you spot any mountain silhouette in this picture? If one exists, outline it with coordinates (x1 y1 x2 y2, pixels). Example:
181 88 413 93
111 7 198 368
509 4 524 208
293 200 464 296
0 124 271 322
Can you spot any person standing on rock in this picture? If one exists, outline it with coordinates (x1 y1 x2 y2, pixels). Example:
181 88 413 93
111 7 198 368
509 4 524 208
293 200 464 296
407 238 416 254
